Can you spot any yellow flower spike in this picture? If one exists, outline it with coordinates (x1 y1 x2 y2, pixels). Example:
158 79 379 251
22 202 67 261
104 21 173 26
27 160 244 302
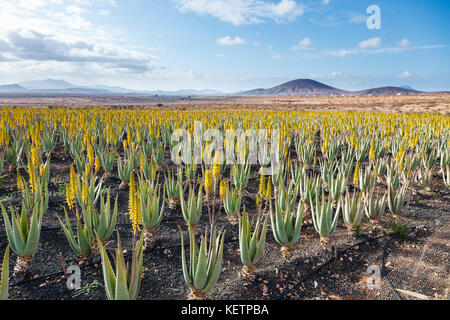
369 139 375 162
39 164 45 177
69 165 77 200
204 170 213 195
81 179 88 204
219 181 227 199
265 178 272 201
27 160 37 194
213 162 221 181
95 156 100 174
31 146 39 168
353 161 360 186
258 173 266 196
139 151 145 172
123 139 128 151
66 184 73 210
16 169 24 192
128 173 140 234
85 163 91 177
87 143 94 166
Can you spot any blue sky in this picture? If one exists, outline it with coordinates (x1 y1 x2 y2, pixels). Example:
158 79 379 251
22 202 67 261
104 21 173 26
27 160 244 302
0 0 448 92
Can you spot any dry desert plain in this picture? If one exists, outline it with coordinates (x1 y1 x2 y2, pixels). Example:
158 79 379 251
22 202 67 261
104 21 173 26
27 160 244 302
0 93 449 114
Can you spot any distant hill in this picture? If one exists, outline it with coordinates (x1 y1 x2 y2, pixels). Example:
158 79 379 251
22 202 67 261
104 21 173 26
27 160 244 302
355 86 421 95
0 78 445 97
0 79 224 96
238 79 430 96
19 79 76 90
240 79 348 96
0 84 28 93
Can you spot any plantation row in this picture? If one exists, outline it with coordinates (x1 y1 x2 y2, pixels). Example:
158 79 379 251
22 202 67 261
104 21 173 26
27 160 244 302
0 107 449 300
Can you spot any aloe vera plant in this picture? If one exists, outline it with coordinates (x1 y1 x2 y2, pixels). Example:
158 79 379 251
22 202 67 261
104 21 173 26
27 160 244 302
1 184 48 277
358 166 375 193
299 174 320 206
165 168 185 209
232 162 251 193
387 185 409 217
275 180 298 213
238 212 269 279
98 148 115 177
414 168 432 191
223 183 242 225
341 192 364 233
79 188 118 247
328 173 346 204
295 142 315 168
180 185 203 230
271 161 286 195
153 143 165 171
443 165 450 189
58 209 93 262
5 138 25 171
139 181 165 249
97 231 144 300
0 245 10 300
178 226 226 300
309 190 341 247
76 173 103 208
270 199 304 258
117 155 134 189
364 192 386 223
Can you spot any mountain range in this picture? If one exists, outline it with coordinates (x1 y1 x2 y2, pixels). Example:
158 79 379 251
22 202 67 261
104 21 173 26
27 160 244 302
237 79 425 96
0 78 446 97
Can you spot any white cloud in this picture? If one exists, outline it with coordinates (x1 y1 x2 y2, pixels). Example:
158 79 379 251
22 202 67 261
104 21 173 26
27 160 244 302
292 38 312 50
173 0 305 25
0 0 157 78
217 36 246 46
398 71 412 78
398 38 410 48
358 37 382 49
322 0 330 5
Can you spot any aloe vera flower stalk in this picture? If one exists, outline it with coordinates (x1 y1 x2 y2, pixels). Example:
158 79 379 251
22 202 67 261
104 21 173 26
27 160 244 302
270 200 304 259
178 225 226 300
238 212 269 279
97 231 144 300
1 189 47 277
0 245 10 300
